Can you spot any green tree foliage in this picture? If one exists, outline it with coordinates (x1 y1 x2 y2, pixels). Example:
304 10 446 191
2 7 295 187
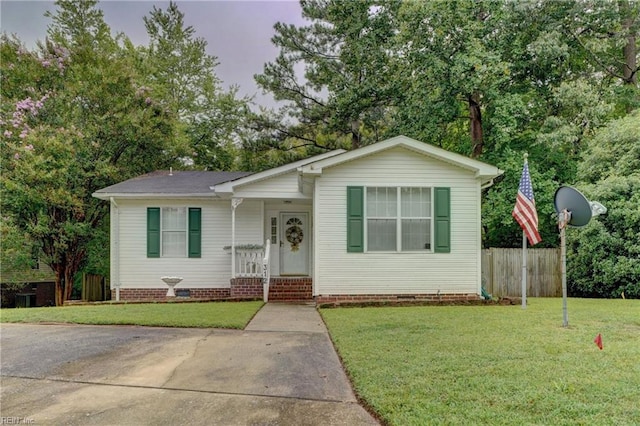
0 1 181 305
0 217 38 281
394 0 514 157
143 1 220 117
481 151 560 248
567 111 640 298
253 0 401 158
141 1 250 171
0 218 43 306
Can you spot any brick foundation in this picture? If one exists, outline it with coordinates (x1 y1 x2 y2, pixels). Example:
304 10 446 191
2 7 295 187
230 278 263 298
315 293 482 305
113 288 231 301
268 277 313 302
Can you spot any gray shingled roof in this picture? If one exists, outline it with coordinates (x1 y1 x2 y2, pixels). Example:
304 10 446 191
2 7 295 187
94 170 253 195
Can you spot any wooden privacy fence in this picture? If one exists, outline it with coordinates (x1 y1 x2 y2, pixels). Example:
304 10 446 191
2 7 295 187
482 248 562 298
82 273 109 302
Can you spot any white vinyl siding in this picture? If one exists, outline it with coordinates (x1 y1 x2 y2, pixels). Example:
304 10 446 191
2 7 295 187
115 199 263 289
233 171 308 199
314 146 481 296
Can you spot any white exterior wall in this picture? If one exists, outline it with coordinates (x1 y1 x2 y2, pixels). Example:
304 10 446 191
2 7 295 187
114 198 263 289
314 146 482 296
233 171 308 199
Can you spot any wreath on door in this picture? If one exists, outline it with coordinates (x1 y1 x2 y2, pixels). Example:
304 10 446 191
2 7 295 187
285 217 304 252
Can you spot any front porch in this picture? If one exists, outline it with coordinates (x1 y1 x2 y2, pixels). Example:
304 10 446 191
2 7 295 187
230 243 311 302
228 197 314 302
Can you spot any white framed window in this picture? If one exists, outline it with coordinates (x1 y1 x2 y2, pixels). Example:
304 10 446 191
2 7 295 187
365 187 432 252
161 207 187 257
366 187 397 251
270 217 278 244
147 207 201 258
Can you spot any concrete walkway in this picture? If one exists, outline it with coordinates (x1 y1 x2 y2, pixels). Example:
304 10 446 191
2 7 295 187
1 304 378 425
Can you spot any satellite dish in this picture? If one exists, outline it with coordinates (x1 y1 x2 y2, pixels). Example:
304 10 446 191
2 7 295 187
554 186 607 328
553 186 593 227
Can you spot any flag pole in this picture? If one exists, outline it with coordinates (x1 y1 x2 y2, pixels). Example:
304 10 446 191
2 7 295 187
521 153 528 309
560 209 569 327
522 231 527 309
513 152 540 309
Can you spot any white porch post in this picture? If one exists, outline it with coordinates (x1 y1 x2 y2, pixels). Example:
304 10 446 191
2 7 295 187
231 198 243 279
110 197 120 301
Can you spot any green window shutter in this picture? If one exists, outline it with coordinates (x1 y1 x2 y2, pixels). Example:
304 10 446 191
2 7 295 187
147 207 160 258
434 187 451 253
347 186 364 253
188 208 201 258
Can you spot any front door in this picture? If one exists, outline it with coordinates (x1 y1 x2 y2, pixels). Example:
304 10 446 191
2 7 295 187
280 212 309 276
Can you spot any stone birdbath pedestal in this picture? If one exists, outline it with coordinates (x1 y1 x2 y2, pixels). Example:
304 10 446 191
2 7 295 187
161 276 183 297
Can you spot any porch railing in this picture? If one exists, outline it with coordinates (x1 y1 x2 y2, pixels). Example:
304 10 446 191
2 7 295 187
234 246 265 278
262 239 271 302
228 241 271 302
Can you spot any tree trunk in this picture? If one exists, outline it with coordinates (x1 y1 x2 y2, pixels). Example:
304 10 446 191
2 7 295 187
64 268 74 302
350 119 361 150
622 34 636 85
622 31 637 86
469 93 483 157
620 0 637 86
54 265 64 306
47 241 86 305
52 262 75 305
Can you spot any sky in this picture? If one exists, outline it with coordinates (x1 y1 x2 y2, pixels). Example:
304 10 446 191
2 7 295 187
0 0 307 108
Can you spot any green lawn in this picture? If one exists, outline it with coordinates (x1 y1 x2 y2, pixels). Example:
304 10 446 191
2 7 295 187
0 301 263 329
321 298 640 426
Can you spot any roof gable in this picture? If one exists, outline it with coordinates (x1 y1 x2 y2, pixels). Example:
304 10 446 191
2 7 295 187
299 135 503 183
212 149 345 195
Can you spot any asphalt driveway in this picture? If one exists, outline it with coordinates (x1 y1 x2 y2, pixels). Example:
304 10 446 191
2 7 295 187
0 304 378 425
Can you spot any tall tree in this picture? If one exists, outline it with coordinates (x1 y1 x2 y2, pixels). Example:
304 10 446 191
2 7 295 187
568 110 640 298
143 1 220 117
254 0 401 155
1 1 181 305
393 0 516 157
142 1 249 170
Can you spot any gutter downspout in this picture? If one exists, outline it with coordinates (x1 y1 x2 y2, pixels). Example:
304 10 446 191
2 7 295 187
110 197 120 301
478 177 496 299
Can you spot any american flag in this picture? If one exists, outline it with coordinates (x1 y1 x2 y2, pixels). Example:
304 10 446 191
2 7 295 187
512 161 542 245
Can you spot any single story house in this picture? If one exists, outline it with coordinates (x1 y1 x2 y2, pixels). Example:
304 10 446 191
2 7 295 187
93 135 503 303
